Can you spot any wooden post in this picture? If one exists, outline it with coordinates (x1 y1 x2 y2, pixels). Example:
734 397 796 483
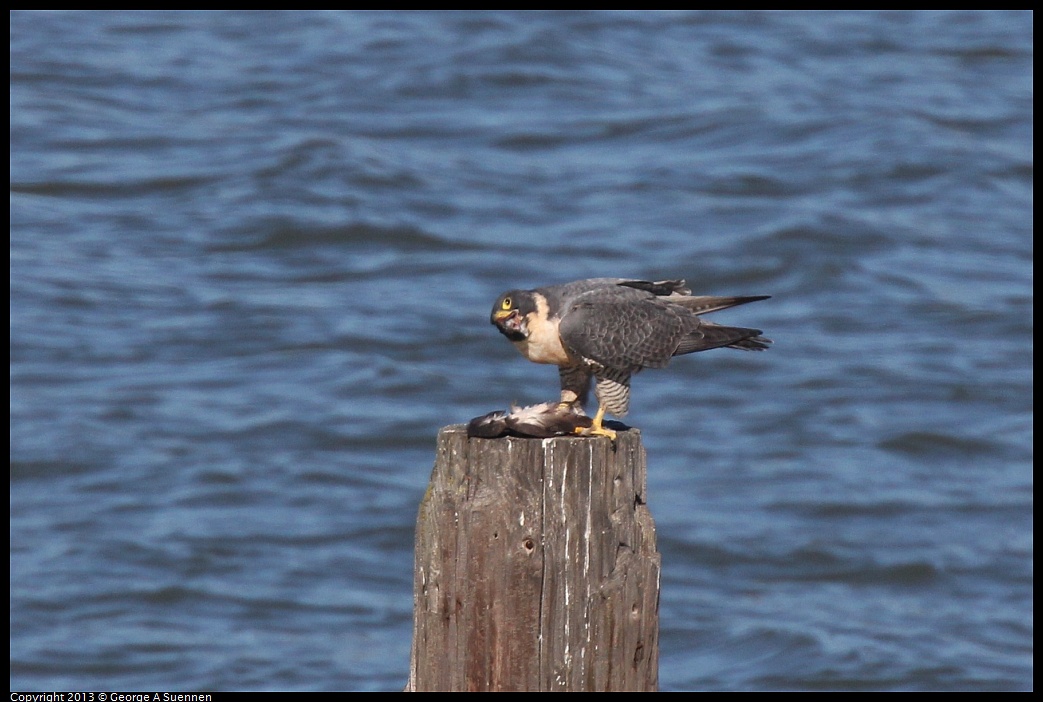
407 425 660 691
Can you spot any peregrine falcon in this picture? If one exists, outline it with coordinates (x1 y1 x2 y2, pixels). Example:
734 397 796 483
490 278 771 439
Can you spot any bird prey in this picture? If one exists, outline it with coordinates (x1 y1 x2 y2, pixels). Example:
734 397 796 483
467 402 593 439
490 278 771 439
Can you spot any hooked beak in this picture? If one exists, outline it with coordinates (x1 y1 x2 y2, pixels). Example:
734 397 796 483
492 309 527 340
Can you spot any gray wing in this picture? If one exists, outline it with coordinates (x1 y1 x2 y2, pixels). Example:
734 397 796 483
558 297 694 371
560 297 769 370
538 278 691 316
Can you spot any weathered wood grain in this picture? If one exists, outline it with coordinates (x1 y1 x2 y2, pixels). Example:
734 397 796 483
407 425 659 691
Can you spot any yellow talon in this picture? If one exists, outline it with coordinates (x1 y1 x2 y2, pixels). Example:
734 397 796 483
575 405 616 440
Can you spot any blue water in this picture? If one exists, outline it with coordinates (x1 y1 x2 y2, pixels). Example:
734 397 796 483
10 10 1032 691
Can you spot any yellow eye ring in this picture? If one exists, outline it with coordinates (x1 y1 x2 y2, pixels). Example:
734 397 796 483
501 297 512 310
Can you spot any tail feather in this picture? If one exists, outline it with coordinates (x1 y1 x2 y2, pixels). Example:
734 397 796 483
727 334 772 351
668 294 770 315
675 323 772 355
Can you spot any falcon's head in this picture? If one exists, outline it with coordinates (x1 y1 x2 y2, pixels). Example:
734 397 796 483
491 290 538 342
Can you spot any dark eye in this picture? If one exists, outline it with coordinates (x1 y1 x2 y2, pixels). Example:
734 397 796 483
501 297 512 310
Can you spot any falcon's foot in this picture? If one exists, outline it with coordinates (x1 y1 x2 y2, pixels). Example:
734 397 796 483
574 406 617 440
